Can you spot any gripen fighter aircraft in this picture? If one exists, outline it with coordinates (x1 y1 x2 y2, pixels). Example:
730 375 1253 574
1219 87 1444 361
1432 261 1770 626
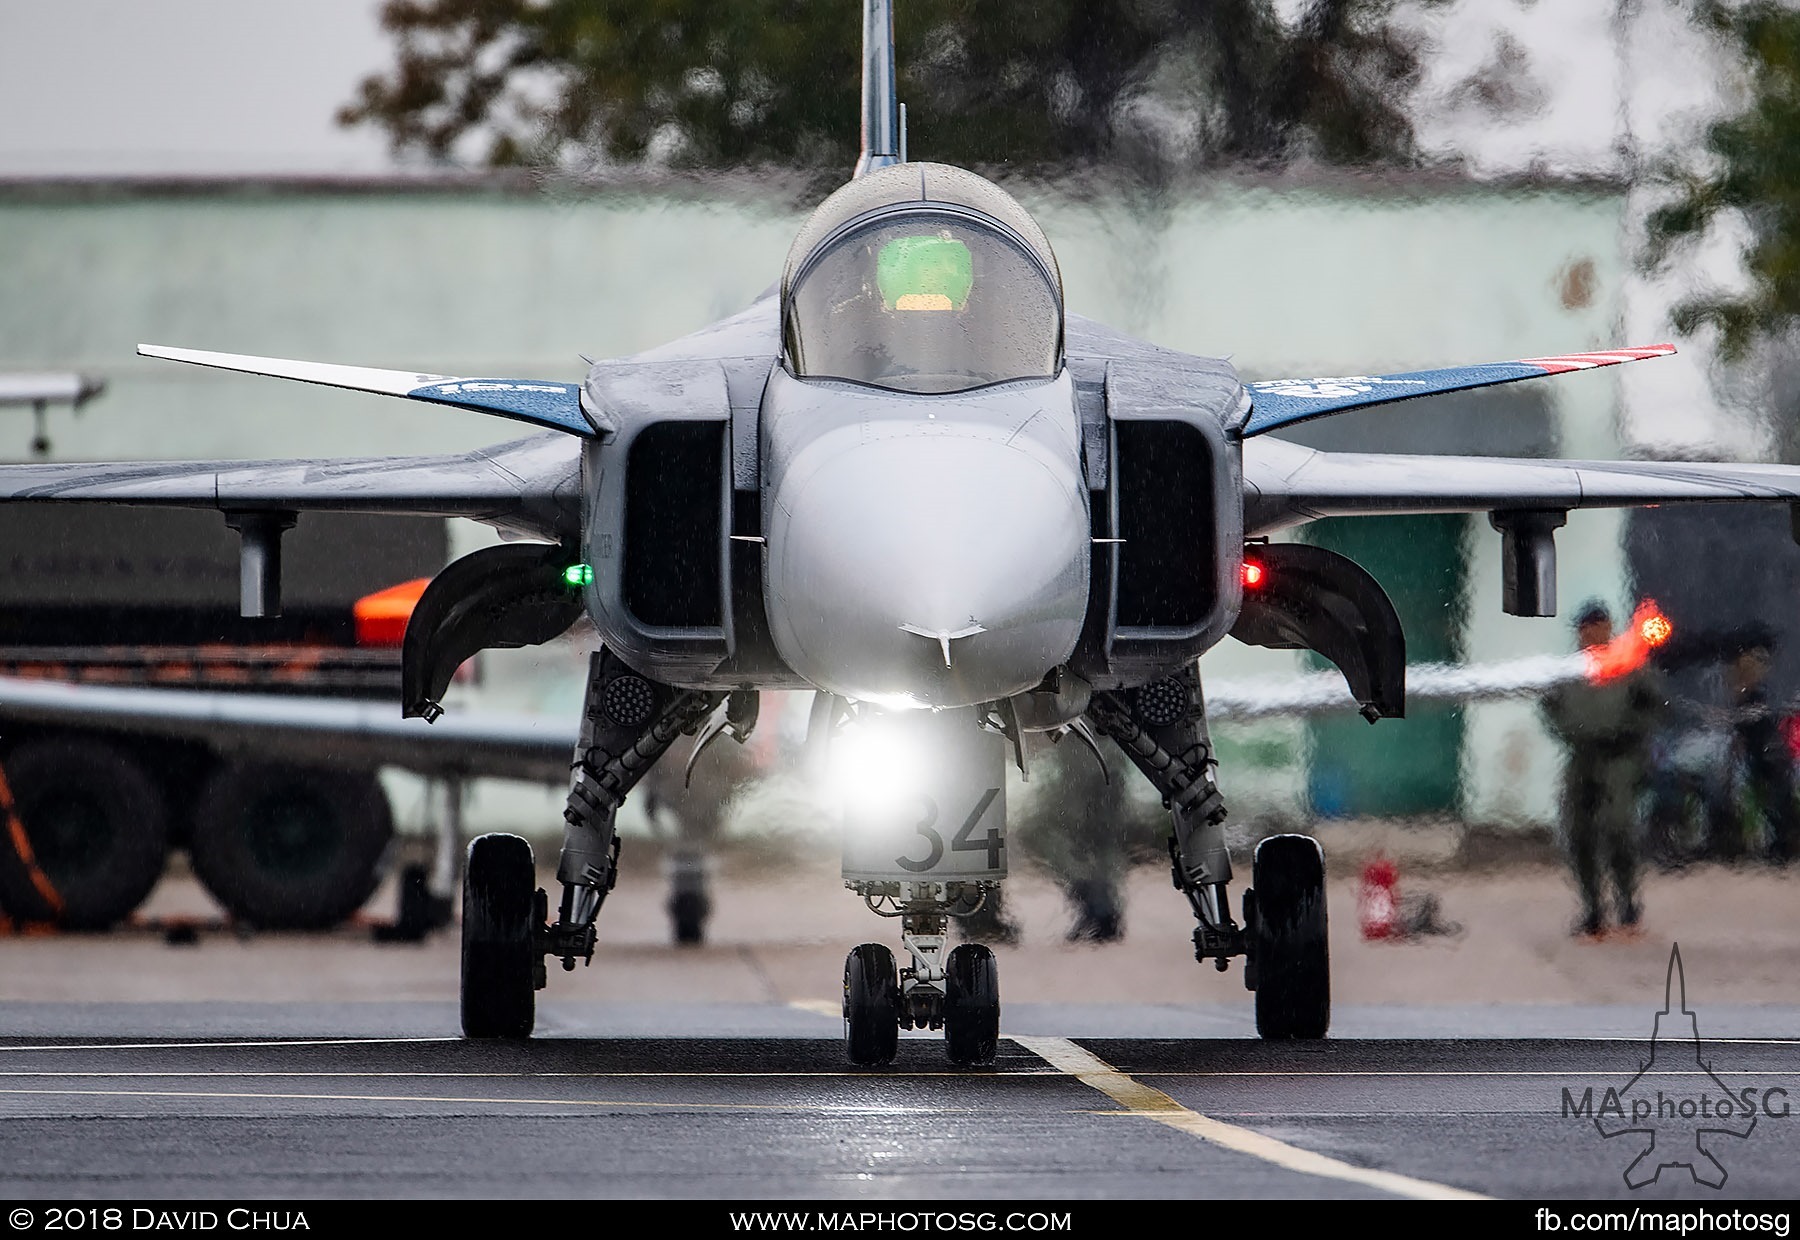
9 0 1800 1064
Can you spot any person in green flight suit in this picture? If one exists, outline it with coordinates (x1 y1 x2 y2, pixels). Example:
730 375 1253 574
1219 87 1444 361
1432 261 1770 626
1541 600 1670 937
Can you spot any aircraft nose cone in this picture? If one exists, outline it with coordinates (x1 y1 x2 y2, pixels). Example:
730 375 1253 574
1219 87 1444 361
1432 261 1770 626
767 432 1089 706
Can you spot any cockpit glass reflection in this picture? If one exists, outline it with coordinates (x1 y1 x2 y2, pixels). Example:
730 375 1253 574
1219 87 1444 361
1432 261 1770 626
786 214 1061 394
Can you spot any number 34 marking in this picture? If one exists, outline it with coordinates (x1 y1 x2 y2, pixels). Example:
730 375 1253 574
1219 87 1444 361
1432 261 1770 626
895 787 1003 873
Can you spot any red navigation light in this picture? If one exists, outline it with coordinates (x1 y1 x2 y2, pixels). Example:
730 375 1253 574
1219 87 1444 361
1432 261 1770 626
1242 561 1266 589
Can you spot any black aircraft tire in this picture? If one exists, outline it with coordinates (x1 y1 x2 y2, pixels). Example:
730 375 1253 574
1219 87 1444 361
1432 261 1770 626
844 943 900 1066
943 943 1000 1066
461 833 537 1039
188 764 393 930
0 738 169 929
669 890 709 946
1251 834 1330 1040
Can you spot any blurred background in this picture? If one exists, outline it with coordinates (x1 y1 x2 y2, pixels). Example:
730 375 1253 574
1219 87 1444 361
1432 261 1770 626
2 0 1799 954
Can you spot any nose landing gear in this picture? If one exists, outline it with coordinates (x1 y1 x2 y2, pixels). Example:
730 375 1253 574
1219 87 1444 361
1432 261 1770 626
832 706 1009 1067
841 884 1003 1067
843 941 900 1065
943 942 1000 1065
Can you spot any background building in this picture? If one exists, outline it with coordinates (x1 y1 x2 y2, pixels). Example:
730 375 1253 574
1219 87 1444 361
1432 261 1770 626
0 170 1665 832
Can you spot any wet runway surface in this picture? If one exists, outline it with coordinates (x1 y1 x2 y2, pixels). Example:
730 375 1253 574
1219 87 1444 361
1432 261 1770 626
2 861 1796 1199
0 1005 1794 1199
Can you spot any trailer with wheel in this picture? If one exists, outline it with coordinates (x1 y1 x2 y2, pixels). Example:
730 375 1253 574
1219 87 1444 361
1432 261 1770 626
0 505 446 930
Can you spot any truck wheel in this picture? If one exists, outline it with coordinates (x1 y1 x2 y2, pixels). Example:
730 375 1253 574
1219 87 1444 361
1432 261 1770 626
0 738 169 929
189 763 392 930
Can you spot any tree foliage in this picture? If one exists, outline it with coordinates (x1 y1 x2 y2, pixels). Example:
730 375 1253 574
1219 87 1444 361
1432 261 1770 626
1645 2 1800 359
341 0 1433 178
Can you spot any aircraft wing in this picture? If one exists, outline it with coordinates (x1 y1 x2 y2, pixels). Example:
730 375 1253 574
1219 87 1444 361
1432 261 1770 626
0 676 576 784
0 434 580 542
1244 438 1800 535
137 346 592 437
1241 346 1675 437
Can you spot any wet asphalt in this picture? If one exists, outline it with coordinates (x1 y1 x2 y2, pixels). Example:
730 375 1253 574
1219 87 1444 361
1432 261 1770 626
0 1003 1793 1200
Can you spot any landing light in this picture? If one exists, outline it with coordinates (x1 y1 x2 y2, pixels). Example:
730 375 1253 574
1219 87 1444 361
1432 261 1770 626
1640 612 1673 647
828 717 925 820
563 563 594 588
1243 561 1266 589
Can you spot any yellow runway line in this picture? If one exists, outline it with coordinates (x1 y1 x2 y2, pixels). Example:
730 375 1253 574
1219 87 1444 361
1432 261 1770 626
1012 1035 1488 1201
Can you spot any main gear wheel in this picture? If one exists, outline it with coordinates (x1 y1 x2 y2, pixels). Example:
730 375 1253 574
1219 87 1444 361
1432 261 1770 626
1248 834 1330 1040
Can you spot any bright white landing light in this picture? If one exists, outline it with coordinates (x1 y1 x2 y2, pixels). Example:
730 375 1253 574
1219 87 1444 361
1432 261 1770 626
827 717 925 819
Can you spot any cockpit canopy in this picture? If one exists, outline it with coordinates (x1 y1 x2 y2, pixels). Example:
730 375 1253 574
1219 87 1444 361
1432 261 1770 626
781 163 1064 395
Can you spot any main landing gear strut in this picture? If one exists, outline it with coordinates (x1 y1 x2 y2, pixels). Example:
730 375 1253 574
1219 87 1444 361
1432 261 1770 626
460 650 722 1038
458 653 1327 1049
1087 665 1329 1040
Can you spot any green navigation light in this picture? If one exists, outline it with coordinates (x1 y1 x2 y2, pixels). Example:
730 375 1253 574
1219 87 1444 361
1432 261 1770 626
563 563 594 588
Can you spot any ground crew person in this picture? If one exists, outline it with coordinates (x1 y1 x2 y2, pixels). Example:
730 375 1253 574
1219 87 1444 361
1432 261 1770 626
1541 600 1668 937
1724 630 1799 864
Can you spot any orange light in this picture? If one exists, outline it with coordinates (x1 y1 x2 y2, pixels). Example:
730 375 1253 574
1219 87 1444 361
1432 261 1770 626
1243 561 1265 588
1584 599 1672 683
354 577 431 648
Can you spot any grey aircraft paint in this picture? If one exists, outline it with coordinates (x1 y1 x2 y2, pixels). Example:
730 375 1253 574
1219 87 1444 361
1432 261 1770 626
8 0 1800 1050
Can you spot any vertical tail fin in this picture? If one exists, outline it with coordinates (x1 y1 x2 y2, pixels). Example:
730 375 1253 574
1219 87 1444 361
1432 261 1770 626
853 0 900 178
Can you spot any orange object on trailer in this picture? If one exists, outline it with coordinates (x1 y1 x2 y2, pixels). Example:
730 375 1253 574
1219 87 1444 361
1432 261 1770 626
354 578 430 648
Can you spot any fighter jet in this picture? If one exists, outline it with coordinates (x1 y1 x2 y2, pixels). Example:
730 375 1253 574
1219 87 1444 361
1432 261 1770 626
7 0 1800 1065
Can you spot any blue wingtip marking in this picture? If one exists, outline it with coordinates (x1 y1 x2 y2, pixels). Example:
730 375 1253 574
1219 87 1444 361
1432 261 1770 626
1243 361 1549 437
407 380 589 435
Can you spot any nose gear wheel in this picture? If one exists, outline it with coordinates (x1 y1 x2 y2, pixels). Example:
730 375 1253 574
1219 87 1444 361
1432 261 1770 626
844 942 901 1065
943 943 1000 1066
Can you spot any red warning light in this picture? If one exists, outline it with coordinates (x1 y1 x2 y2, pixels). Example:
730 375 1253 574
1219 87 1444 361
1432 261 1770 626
1242 561 1266 589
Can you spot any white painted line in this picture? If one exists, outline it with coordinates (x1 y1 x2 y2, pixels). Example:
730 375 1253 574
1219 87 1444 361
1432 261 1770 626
0 1069 1058 1079
1139 1069 1796 1079
787 1000 841 1019
0 1037 460 1054
1012 1035 1488 1201
0 1086 1001 1115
